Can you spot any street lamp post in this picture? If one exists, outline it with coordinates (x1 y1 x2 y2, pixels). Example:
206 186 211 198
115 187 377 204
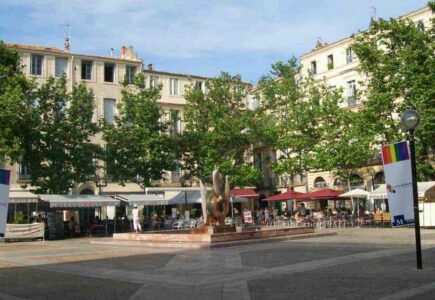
401 108 422 270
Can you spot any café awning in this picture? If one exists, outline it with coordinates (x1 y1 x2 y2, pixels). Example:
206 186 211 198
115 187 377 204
230 189 259 203
425 185 435 202
338 188 370 198
9 191 39 204
298 188 342 200
263 191 306 201
369 182 435 200
117 194 168 206
166 191 202 204
39 195 120 208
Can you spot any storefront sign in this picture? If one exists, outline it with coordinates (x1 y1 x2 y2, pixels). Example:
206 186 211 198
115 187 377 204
243 210 252 224
5 223 44 239
382 141 414 227
0 169 10 237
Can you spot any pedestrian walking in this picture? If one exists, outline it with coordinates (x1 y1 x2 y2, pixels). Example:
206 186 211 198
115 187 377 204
132 204 142 233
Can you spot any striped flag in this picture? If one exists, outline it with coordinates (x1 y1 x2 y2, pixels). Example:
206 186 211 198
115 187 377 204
0 169 10 185
382 141 409 165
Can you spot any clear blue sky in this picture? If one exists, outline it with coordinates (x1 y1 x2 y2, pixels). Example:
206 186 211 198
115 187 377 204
0 0 429 84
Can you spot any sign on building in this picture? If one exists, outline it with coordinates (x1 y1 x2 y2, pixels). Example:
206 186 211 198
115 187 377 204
0 169 11 238
382 141 414 227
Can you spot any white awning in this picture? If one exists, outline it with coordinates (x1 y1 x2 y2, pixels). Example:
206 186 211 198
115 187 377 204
166 191 202 204
369 182 435 200
117 194 168 206
231 197 250 203
39 195 120 208
338 188 370 198
9 191 39 204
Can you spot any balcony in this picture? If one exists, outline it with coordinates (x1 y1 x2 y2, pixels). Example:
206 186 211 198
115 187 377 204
347 96 358 107
18 173 31 181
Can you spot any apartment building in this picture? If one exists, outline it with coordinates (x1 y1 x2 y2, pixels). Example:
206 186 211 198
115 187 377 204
298 6 433 192
3 42 213 194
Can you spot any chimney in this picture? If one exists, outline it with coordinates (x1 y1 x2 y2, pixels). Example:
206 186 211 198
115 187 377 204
110 48 114 57
148 64 153 71
64 36 70 52
120 46 127 58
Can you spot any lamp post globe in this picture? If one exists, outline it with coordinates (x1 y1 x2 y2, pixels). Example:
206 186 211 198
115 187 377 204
401 109 420 132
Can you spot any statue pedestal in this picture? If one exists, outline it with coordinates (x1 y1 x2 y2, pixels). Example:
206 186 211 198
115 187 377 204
189 225 236 234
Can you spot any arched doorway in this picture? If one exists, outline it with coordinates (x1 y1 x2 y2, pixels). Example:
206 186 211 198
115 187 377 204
349 174 363 188
374 171 385 184
314 177 326 188
333 177 343 189
80 188 94 195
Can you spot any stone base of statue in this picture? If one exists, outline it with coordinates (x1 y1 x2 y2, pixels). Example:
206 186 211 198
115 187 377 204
112 226 335 248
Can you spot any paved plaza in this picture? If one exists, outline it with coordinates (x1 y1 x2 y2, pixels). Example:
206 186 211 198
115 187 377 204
1 228 435 300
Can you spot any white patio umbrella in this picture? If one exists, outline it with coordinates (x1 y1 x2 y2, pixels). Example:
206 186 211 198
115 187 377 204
339 188 370 216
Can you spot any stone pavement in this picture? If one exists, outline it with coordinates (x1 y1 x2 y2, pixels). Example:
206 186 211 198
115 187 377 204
1 228 435 300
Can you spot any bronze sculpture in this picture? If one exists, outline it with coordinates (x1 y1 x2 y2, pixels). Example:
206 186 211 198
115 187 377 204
200 167 229 226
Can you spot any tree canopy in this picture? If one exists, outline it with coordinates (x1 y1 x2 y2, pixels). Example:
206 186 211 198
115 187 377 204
181 72 261 187
353 3 435 179
25 76 100 193
103 73 178 188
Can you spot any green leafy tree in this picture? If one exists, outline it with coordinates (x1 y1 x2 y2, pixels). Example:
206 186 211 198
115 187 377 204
0 41 36 163
312 86 376 189
25 76 100 193
353 2 435 179
257 59 325 190
181 72 261 187
103 73 177 188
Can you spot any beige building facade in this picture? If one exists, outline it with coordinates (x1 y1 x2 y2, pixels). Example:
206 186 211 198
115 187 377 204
3 43 212 194
298 6 433 192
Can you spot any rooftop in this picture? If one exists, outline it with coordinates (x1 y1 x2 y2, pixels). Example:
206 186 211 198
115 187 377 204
5 43 142 63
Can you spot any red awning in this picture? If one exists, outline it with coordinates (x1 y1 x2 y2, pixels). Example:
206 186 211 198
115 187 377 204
263 191 306 201
298 188 343 200
230 189 259 199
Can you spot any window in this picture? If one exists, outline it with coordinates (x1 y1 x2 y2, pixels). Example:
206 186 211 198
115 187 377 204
170 78 179 95
333 177 343 188
30 54 43 75
169 110 181 135
417 20 425 32
314 177 326 188
125 66 136 85
346 48 353 64
55 57 68 77
347 80 357 106
310 61 317 74
195 81 205 92
327 54 334 70
81 61 92 80
18 160 31 181
104 98 116 125
104 63 115 82
150 75 159 88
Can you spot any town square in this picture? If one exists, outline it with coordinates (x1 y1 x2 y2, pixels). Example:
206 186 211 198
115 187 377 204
0 0 434 299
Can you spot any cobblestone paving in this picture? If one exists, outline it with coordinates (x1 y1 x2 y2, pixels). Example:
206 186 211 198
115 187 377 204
0 228 435 300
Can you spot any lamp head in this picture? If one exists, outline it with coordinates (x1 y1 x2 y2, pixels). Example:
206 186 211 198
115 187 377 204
401 109 420 132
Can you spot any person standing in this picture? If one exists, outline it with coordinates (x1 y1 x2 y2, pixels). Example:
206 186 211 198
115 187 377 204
132 204 142 233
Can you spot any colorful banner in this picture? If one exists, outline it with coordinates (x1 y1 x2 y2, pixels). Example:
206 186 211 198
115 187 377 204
382 141 414 227
0 169 11 237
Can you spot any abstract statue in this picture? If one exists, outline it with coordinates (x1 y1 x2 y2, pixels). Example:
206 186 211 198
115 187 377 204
200 167 230 226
